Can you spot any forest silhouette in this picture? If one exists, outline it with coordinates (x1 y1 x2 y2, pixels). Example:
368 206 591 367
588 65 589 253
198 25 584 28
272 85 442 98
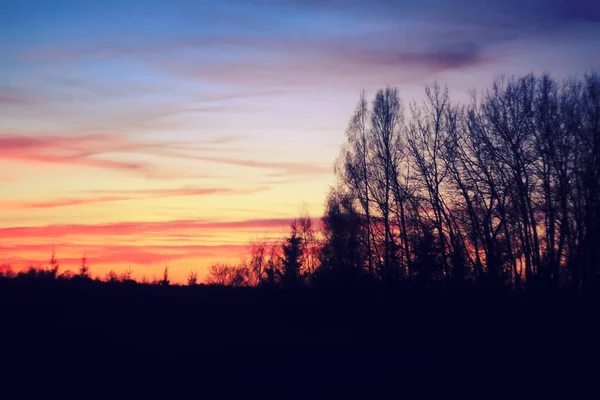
2 72 600 393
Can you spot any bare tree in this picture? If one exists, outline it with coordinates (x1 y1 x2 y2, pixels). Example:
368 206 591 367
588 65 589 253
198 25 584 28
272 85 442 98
297 204 320 281
206 263 250 287
248 239 268 286
368 87 403 281
339 90 374 274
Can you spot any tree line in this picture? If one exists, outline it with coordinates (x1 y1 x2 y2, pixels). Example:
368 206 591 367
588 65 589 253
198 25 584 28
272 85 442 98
209 72 600 291
1 72 598 292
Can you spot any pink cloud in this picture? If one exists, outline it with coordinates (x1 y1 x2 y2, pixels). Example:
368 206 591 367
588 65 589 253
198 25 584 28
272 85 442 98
2 186 269 209
0 132 331 179
0 134 157 175
0 218 300 239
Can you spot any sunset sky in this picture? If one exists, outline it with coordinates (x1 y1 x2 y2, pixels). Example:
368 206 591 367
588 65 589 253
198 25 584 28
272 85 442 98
1 0 599 282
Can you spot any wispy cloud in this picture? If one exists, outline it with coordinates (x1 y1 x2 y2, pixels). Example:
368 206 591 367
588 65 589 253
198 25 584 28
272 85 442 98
0 242 250 269
0 132 332 180
0 218 299 239
197 156 331 177
0 133 245 179
0 134 160 176
1 186 268 209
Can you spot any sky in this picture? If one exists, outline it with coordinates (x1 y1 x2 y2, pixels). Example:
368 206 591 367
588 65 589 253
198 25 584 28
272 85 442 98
1 0 599 283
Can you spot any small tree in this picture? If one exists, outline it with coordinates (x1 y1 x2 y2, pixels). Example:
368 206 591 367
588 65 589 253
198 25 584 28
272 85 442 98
48 249 59 278
79 253 90 279
60 270 74 280
161 265 170 286
121 265 134 282
106 270 119 283
297 205 319 281
261 245 281 287
281 221 303 288
248 239 268 286
187 269 198 286
205 263 250 287
0 264 15 279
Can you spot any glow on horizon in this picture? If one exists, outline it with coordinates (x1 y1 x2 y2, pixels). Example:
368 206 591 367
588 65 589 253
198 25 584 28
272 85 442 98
1 0 598 283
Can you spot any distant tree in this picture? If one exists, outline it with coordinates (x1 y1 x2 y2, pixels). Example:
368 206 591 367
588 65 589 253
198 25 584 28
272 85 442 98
18 266 40 279
150 274 161 285
161 265 170 286
281 221 303 288
229 264 250 287
121 265 134 283
206 263 228 286
60 270 75 280
261 245 282 287
105 270 119 283
48 249 59 278
187 269 198 286
206 263 250 287
0 264 15 278
297 204 320 282
248 239 268 286
79 253 90 279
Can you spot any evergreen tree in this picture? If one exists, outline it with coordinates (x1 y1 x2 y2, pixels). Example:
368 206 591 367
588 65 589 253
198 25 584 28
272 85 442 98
281 221 303 288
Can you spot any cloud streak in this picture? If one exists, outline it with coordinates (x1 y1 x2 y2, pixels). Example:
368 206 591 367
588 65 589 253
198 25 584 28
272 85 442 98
197 156 331 177
0 218 299 239
0 243 251 279
0 132 331 180
2 186 268 209
0 133 236 178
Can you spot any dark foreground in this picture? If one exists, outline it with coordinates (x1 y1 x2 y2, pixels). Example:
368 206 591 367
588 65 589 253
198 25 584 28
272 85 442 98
1 278 599 396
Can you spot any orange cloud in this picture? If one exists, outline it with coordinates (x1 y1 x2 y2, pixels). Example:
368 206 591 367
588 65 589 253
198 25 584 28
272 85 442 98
0 218 297 239
2 187 269 209
1 243 248 264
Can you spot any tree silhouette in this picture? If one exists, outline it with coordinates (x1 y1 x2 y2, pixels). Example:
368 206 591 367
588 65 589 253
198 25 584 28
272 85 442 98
161 265 170 286
318 188 367 287
187 270 198 286
281 221 303 288
48 249 59 278
3 72 599 293
79 253 90 279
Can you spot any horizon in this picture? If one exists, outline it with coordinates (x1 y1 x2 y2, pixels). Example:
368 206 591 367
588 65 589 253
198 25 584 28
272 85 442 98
1 0 599 283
